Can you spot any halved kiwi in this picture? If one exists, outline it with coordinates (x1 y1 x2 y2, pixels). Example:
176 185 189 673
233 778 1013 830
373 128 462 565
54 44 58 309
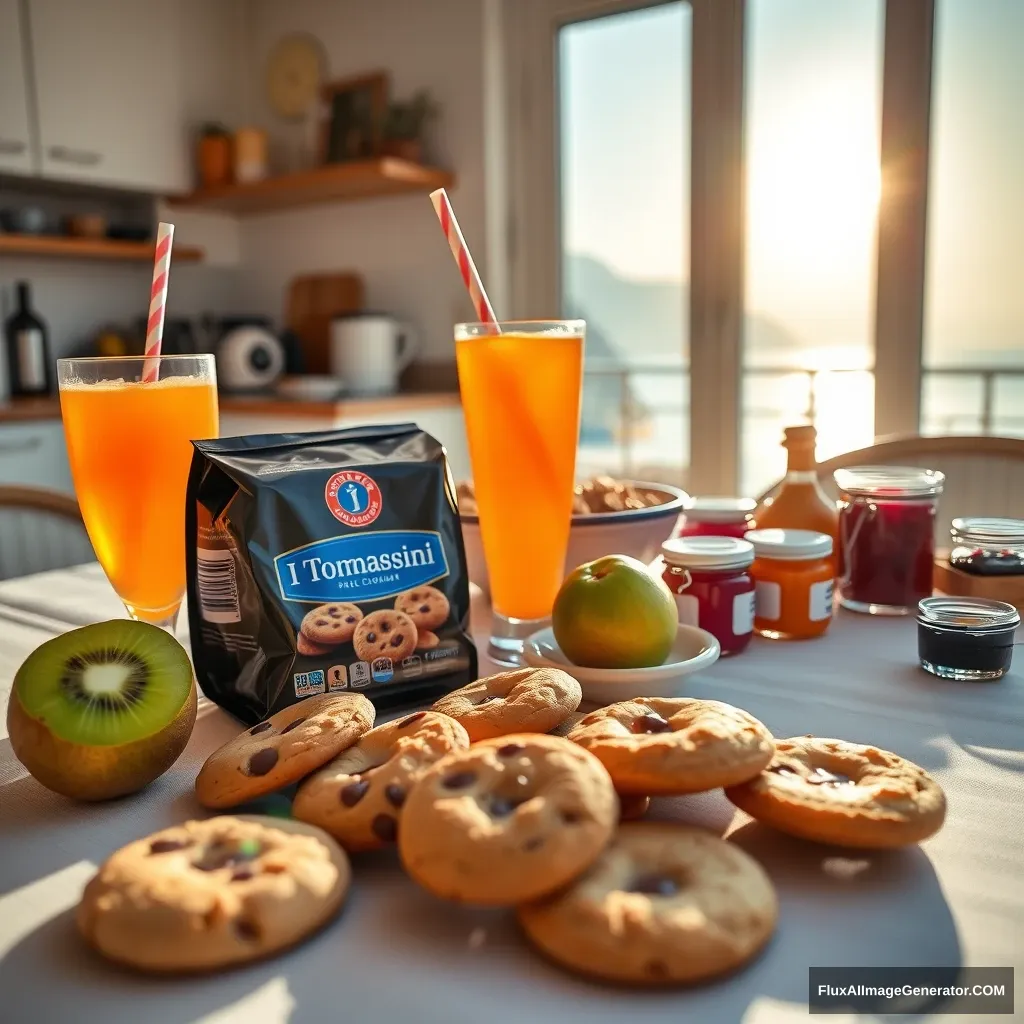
8 620 197 801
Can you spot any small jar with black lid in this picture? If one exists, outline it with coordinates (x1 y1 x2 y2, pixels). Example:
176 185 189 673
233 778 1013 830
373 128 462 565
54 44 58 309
949 518 1024 576
917 597 1019 681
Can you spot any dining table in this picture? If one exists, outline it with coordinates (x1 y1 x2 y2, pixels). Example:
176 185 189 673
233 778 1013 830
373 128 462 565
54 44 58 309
0 562 1020 1023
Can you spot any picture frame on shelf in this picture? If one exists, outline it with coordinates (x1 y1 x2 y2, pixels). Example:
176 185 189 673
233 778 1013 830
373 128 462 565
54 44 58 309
320 72 389 163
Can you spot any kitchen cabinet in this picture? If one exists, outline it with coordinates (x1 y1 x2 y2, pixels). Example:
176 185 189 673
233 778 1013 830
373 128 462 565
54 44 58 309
0 421 74 494
29 0 189 193
0 0 35 175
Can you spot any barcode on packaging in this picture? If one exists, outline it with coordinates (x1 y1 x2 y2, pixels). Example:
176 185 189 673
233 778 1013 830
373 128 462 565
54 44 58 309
196 549 241 623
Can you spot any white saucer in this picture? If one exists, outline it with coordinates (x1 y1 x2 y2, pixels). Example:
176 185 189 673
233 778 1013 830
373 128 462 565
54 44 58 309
523 623 720 704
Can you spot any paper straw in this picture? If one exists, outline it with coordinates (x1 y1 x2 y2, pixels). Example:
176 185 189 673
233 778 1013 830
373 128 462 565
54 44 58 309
143 222 174 382
429 188 566 500
429 189 499 331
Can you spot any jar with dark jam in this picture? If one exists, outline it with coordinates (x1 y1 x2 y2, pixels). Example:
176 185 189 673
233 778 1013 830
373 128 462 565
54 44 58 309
834 466 944 615
949 518 1024 576
917 597 1019 681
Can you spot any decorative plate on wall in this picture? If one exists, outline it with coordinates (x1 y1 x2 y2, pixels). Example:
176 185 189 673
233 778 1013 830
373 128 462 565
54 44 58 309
267 34 327 120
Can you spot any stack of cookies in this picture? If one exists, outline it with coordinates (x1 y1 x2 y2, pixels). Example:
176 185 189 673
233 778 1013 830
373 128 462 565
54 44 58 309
75 669 947 985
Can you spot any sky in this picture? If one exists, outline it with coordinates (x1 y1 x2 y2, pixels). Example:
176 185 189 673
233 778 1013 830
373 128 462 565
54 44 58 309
559 0 1024 369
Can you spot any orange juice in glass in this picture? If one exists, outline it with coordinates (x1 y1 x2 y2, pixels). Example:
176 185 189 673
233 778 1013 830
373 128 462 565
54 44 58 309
456 320 584 663
57 355 218 629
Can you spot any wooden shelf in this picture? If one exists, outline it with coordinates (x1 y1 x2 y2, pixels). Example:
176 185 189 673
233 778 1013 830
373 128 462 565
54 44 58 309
169 158 455 214
0 234 204 262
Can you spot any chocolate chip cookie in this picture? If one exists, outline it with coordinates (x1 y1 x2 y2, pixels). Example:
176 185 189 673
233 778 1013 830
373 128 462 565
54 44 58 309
300 603 363 647
432 667 583 741
195 694 375 809
568 697 774 795
395 585 450 630
77 816 351 972
297 632 333 657
518 822 777 985
398 734 617 905
725 736 947 848
293 711 470 851
352 609 418 663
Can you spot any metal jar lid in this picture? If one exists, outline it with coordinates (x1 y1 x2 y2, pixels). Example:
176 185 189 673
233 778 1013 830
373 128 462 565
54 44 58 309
834 465 945 498
744 528 833 561
950 517 1024 545
682 496 757 523
917 596 1020 632
661 536 754 571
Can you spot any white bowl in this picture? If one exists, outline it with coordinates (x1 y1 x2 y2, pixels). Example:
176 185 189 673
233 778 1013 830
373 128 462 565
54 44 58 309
523 623 720 704
460 480 687 597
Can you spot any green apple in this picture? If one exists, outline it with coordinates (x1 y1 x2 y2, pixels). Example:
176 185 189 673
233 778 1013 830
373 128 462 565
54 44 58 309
552 554 678 669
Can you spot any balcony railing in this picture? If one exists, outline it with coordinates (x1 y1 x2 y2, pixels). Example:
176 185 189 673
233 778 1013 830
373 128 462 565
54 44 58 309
578 362 1024 483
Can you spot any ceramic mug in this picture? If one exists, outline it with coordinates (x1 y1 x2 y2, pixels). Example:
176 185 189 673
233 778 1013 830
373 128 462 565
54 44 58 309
330 313 418 395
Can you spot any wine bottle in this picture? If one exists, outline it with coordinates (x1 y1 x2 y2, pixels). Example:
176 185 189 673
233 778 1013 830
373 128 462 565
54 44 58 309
3 281 53 397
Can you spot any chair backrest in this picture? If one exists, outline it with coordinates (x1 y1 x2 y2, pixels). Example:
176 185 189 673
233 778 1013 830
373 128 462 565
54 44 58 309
0 486 95 581
757 436 1024 545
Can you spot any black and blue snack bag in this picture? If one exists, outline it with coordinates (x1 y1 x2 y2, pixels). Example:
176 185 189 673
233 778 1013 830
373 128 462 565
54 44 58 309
185 423 476 724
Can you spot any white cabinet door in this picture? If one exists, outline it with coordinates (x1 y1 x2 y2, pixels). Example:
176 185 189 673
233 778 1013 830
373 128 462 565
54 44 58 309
0 422 74 493
0 0 35 174
29 0 188 192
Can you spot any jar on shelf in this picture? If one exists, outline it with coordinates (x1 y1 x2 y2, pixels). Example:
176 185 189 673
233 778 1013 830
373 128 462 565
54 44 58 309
917 596 1019 681
744 528 834 640
949 518 1024 576
653 537 755 656
834 466 945 615
676 497 757 540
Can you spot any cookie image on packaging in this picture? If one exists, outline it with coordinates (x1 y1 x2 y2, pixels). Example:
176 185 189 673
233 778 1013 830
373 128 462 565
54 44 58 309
395 586 450 631
300 603 363 648
353 609 418 663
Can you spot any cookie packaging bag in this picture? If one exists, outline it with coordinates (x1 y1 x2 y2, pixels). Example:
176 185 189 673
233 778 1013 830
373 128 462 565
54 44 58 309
185 423 477 723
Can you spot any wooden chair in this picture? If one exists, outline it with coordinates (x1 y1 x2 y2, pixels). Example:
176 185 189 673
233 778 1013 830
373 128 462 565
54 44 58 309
757 435 1024 544
0 486 95 581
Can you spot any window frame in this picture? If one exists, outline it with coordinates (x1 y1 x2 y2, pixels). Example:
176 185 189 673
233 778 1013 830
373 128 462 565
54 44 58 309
497 0 935 492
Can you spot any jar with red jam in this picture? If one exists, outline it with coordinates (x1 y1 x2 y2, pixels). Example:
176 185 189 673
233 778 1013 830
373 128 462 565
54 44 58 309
834 466 945 615
653 537 755 656
676 497 757 539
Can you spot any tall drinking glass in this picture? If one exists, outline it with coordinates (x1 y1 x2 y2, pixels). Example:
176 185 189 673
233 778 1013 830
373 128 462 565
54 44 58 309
57 355 219 630
456 320 584 663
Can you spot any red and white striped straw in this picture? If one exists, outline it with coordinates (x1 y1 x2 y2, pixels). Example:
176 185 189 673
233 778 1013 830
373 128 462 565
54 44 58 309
142 222 174 382
429 189 499 329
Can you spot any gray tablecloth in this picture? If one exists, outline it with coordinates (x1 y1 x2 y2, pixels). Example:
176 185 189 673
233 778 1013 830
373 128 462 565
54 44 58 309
1 564 1021 1023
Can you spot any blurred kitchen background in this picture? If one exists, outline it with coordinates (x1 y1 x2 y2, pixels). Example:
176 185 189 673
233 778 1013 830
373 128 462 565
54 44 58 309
1 0 1021 502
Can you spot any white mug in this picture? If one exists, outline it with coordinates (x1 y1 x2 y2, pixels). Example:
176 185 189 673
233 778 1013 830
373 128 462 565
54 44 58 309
329 314 419 395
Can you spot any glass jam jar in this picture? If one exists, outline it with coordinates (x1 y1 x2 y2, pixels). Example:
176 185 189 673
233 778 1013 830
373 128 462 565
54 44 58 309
949 518 1024 576
917 596 1019 681
744 528 834 640
654 537 755 656
676 497 757 539
834 466 945 615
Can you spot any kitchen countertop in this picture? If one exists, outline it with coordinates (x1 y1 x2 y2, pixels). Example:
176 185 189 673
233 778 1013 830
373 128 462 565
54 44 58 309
0 397 63 423
0 392 460 424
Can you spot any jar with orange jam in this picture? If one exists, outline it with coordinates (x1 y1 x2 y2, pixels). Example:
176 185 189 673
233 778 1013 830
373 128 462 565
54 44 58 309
744 528 834 640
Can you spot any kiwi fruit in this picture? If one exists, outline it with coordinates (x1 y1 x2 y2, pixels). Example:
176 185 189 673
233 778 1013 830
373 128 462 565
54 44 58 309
7 619 197 801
